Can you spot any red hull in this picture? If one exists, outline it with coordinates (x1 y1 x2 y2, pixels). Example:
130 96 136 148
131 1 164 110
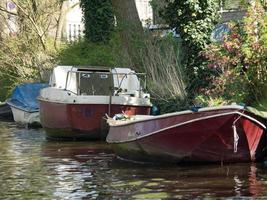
39 100 151 140
107 107 267 163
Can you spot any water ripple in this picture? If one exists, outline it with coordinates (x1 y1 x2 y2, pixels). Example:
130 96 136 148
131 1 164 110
1 121 267 199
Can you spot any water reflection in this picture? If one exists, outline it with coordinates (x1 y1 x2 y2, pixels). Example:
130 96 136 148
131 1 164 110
108 162 267 199
41 141 113 199
1 121 267 199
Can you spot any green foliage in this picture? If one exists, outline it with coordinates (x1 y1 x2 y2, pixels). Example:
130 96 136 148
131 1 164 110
0 0 62 100
194 95 226 107
161 0 219 95
222 0 246 10
149 0 166 24
0 78 12 101
57 38 118 66
80 0 114 43
203 1 267 105
152 96 190 114
162 0 218 50
0 35 56 101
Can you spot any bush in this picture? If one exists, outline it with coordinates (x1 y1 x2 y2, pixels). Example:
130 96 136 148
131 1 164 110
57 39 118 66
0 36 56 101
203 1 267 105
160 0 219 95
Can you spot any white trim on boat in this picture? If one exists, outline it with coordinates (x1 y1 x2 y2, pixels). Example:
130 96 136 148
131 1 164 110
109 105 245 127
38 96 151 107
6 101 38 113
107 111 266 143
38 88 152 107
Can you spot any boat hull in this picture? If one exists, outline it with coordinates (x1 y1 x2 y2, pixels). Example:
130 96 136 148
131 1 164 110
10 106 40 127
107 108 267 163
0 103 13 121
39 100 151 140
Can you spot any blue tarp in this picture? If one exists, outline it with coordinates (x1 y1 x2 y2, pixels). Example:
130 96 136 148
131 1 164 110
7 83 48 112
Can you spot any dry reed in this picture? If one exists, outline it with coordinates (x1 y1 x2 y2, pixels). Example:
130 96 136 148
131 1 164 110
140 37 187 102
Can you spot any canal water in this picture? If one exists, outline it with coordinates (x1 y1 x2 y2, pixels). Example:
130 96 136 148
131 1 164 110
1 121 267 199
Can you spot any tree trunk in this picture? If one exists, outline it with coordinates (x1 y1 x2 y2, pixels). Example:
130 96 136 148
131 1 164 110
111 0 144 69
54 1 68 50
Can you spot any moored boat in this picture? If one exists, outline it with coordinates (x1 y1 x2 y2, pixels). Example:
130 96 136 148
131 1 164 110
106 105 267 164
7 83 48 127
0 102 13 121
38 66 152 140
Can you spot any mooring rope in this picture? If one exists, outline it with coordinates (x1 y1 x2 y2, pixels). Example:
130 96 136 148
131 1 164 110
232 111 244 153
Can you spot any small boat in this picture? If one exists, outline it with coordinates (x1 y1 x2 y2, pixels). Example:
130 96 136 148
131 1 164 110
7 83 48 127
106 105 267 164
0 102 13 121
38 65 152 140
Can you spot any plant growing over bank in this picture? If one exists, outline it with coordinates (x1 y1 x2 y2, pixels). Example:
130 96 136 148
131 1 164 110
57 39 118 66
161 0 219 95
203 1 267 106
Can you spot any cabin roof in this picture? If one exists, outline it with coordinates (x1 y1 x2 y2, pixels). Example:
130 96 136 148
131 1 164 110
74 66 111 72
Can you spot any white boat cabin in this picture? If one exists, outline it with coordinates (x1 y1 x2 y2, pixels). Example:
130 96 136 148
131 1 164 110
50 66 147 97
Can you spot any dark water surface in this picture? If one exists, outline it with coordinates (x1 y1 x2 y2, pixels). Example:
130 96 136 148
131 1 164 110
1 121 267 199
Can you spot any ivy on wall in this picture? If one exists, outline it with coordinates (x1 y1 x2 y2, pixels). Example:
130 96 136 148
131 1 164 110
80 0 114 43
161 0 219 94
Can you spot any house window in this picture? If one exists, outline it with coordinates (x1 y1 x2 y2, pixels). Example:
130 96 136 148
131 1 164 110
78 24 81 37
73 24 76 39
68 24 72 41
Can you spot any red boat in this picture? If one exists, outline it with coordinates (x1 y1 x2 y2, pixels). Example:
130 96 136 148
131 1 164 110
38 66 151 140
106 105 267 163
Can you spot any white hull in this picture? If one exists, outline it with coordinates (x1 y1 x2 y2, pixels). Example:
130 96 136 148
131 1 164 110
10 106 40 126
39 87 151 107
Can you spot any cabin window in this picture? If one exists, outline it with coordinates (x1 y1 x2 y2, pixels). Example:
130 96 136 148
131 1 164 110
81 73 90 78
78 72 114 95
100 74 108 79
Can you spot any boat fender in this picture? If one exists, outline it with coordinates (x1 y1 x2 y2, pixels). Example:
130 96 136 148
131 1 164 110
237 102 246 108
232 124 239 153
150 105 160 116
190 105 202 112
232 112 242 153
113 113 129 120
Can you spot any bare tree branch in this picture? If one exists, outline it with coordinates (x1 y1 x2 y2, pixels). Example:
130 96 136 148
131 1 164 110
0 6 17 16
13 1 47 50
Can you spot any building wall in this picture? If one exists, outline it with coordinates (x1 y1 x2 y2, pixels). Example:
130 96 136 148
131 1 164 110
65 0 84 41
0 0 18 36
135 0 153 27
